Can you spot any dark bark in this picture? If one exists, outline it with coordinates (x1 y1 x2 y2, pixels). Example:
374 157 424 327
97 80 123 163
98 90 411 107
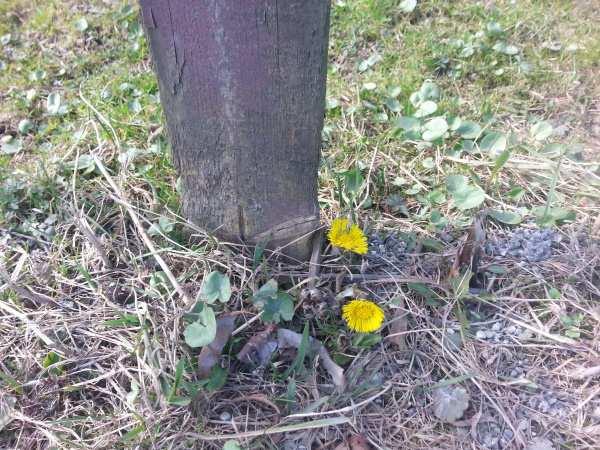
139 0 331 259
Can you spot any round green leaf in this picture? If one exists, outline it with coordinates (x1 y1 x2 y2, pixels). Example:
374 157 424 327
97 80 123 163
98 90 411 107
479 132 507 155
530 121 553 141
200 271 232 304
422 117 448 141
414 100 437 118
493 41 519 55
223 441 242 450
18 119 34 134
541 143 565 157
456 121 481 139
399 0 417 13
1 136 22 155
74 18 89 32
46 92 61 115
486 22 504 35
446 175 485 210
384 97 402 113
395 116 420 131
488 209 522 225
184 305 216 348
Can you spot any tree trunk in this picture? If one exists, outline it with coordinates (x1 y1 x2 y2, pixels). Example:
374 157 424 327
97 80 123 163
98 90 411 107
139 0 331 260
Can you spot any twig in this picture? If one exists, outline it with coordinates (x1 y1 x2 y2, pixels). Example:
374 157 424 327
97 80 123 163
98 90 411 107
286 382 392 418
183 417 350 441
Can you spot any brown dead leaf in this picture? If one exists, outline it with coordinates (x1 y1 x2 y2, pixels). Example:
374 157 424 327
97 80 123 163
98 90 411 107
237 324 277 367
278 328 346 390
449 211 486 279
387 297 408 350
197 313 236 378
333 435 371 450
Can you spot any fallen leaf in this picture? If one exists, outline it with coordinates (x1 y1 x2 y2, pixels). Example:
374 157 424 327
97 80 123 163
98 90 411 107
237 324 278 367
432 385 470 422
526 437 555 450
335 284 368 301
387 297 408 350
197 313 236 378
0 394 16 431
450 211 486 279
333 434 371 450
278 328 346 390
348 435 371 450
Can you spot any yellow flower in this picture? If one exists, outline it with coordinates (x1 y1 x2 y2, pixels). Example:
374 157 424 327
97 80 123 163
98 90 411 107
342 299 385 333
328 218 368 255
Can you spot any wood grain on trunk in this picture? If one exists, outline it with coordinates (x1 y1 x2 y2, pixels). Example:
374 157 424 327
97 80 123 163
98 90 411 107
140 0 331 259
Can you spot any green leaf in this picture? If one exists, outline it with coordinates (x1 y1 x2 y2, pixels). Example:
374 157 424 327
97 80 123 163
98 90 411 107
262 292 295 324
46 92 64 115
493 41 519 55
456 121 481 139
530 121 553 141
277 292 295 321
488 209 522 225
548 287 561 299
74 18 89 32
541 143 566 157
253 279 278 306
104 313 141 328
450 269 472 300
532 206 576 227
0 33 11 46
493 149 511 174
128 99 142 114
168 396 191 406
422 117 448 141
18 119 34 134
343 167 364 195
479 132 507 155
204 365 228 391
0 136 22 155
384 97 402 113
399 0 417 13
200 271 231 304
446 175 485 210
486 21 504 35
223 441 242 450
414 100 437 118
395 116 420 131
507 186 525 202
387 86 402 98
184 305 217 348
419 81 440 101
29 69 46 82
284 322 310 377
168 359 186 402
352 333 382 348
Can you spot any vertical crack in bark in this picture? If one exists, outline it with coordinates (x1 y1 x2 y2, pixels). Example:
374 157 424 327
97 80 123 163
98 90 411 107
213 1 240 237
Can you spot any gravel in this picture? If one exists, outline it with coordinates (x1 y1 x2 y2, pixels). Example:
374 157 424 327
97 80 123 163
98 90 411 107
367 232 408 268
485 227 561 262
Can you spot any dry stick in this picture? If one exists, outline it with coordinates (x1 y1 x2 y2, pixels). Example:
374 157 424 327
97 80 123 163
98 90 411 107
285 382 392 419
183 416 350 441
93 156 191 306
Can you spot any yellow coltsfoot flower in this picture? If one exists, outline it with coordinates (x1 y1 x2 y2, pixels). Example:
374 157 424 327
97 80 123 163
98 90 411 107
327 218 368 255
342 299 385 333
